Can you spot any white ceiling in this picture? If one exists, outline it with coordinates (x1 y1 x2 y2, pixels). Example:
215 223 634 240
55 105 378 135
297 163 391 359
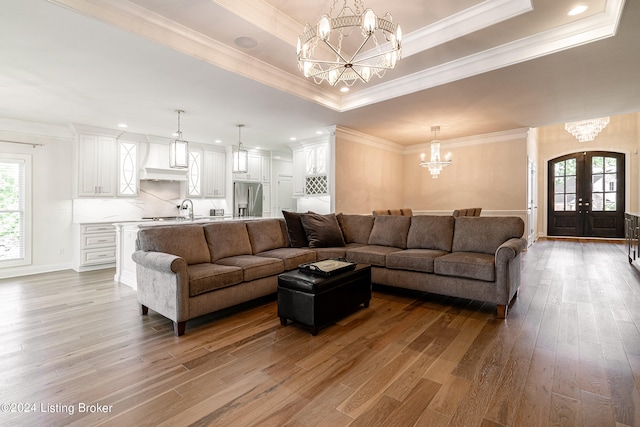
1 0 638 152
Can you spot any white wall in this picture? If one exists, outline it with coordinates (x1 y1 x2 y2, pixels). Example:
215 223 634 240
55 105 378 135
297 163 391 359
0 119 75 278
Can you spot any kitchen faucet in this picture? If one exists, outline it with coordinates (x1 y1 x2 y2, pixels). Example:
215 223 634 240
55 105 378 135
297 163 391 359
180 198 194 221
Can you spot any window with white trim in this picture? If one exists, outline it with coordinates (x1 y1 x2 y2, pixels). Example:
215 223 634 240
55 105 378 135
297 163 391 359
0 154 31 267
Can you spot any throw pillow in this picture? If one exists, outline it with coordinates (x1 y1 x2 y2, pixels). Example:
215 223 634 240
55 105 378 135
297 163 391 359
300 213 346 248
282 211 308 247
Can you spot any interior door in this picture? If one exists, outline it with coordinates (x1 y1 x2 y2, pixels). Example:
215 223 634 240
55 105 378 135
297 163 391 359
548 151 625 237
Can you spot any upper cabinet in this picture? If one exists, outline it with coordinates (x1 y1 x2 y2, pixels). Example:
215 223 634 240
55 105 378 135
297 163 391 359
305 143 327 175
234 153 269 182
203 150 226 198
292 141 329 197
77 133 138 198
77 134 118 197
118 140 138 196
188 146 226 198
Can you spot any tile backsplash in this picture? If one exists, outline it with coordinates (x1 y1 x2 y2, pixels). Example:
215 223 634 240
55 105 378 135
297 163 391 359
72 181 228 223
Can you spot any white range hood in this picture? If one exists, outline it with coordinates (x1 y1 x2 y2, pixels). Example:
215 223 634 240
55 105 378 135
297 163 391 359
139 142 188 181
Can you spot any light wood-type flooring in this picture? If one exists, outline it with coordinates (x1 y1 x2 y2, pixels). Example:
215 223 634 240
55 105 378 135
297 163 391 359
1 239 640 426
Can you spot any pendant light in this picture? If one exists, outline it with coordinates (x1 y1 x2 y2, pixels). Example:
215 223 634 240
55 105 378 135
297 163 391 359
233 124 248 173
170 109 188 169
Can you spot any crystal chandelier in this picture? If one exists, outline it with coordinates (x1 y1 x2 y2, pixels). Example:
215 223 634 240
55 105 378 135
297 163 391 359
419 126 452 179
170 109 188 169
296 0 402 86
565 117 610 142
232 124 248 174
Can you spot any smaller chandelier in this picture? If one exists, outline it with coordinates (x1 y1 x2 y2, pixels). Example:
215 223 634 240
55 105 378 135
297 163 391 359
420 126 452 179
297 0 402 86
170 109 188 169
565 117 610 142
232 124 248 174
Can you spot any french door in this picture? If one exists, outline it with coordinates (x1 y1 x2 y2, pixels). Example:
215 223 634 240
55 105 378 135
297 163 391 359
548 151 625 238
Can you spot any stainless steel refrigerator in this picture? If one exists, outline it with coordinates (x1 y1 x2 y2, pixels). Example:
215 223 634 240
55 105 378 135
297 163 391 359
233 182 263 218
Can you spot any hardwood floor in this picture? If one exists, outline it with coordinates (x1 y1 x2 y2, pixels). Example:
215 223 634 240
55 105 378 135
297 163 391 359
1 240 640 426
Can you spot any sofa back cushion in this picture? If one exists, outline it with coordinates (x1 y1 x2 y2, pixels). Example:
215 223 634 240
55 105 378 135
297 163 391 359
246 219 288 253
203 222 253 262
452 216 525 255
300 213 346 248
368 215 411 249
137 224 210 265
407 215 455 252
337 214 374 244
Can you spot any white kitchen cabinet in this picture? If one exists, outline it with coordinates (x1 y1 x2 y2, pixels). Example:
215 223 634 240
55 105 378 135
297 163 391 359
292 148 306 196
188 148 226 198
203 150 226 198
187 150 202 196
261 156 270 182
118 140 138 196
305 143 327 175
73 223 116 271
77 134 117 197
234 153 265 182
262 183 271 216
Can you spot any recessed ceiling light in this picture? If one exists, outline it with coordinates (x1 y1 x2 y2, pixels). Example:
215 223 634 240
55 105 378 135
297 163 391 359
118 123 127 128
255 146 261 150
234 35 258 49
340 87 350 93
568 5 588 16
316 131 323 135
290 137 297 141
214 139 222 143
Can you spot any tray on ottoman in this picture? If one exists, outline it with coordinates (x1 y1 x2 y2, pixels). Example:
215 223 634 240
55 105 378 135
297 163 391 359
277 263 371 335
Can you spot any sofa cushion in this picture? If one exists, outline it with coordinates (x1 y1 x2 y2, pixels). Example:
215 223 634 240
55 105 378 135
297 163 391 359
256 247 316 271
313 243 365 261
215 255 284 281
187 263 244 297
452 217 525 255
434 252 495 282
204 222 252 262
368 215 411 249
246 219 288 254
300 213 346 248
137 225 210 265
337 214 374 244
386 249 449 273
346 245 402 267
407 215 455 252
282 211 308 248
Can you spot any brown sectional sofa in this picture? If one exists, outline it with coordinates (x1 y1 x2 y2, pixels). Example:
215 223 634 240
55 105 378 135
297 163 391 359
132 213 526 335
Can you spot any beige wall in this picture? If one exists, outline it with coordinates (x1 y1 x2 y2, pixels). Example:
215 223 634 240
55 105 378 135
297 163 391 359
536 113 640 236
403 132 528 214
334 129 404 214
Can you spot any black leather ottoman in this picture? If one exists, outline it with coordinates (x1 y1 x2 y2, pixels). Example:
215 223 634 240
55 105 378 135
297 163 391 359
277 264 371 335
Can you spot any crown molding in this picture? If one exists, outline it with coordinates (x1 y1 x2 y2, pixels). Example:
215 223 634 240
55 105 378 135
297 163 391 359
335 126 404 154
404 127 530 154
49 0 343 111
402 0 532 57
48 0 625 114
212 0 301 48
341 0 625 111
0 118 74 142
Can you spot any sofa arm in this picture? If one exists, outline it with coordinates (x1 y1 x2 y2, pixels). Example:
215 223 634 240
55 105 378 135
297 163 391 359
132 250 190 325
495 237 527 263
132 250 187 274
494 237 526 313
